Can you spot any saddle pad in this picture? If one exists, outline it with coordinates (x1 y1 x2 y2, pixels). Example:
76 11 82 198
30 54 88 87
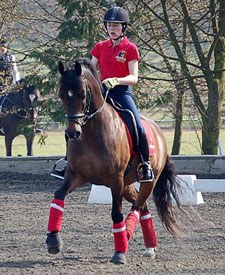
123 118 155 157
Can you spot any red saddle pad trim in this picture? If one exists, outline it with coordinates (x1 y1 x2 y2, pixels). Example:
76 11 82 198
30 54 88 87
142 119 156 156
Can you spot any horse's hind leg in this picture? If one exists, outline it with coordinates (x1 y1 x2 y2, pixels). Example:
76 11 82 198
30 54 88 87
122 184 140 241
123 184 157 258
139 209 157 258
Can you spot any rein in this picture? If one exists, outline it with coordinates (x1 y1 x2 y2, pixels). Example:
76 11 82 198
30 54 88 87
0 93 33 118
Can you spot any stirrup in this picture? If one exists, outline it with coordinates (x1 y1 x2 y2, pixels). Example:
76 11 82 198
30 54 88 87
137 162 154 183
52 157 67 171
51 157 67 180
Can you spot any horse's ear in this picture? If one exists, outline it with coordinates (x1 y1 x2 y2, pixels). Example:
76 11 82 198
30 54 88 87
74 61 82 76
58 61 65 75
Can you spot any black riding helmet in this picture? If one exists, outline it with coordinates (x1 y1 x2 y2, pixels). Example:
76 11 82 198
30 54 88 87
104 6 129 33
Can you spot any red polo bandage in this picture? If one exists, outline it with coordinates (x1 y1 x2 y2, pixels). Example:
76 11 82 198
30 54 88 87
140 211 157 248
125 210 140 241
47 199 64 232
112 221 128 253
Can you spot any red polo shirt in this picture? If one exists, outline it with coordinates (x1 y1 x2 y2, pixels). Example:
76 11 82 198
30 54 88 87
90 36 139 81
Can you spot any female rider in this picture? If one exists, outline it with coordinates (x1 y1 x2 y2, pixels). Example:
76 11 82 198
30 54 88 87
90 6 154 183
51 6 154 183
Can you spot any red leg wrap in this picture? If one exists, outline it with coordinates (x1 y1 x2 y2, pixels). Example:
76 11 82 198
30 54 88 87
47 199 64 232
140 211 157 248
125 210 140 241
112 221 128 253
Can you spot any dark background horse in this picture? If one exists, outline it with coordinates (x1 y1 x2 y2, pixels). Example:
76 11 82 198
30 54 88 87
0 79 40 156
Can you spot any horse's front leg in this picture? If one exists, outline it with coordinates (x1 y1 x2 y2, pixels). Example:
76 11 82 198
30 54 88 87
46 174 80 254
110 187 127 265
25 133 34 156
5 134 14 156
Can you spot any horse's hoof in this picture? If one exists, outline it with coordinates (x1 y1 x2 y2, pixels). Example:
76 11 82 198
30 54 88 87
143 247 155 259
110 251 126 264
46 232 63 254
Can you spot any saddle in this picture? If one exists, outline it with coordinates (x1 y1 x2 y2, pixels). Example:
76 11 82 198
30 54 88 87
107 97 138 153
107 97 155 157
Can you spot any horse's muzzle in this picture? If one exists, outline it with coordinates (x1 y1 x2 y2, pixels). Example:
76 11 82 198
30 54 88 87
65 116 83 140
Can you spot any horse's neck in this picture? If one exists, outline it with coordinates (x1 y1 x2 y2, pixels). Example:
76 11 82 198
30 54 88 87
88 102 115 129
91 94 104 111
6 91 23 108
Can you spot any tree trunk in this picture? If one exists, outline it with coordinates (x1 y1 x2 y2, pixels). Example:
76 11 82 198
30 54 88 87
171 91 184 155
201 5 225 154
202 77 225 154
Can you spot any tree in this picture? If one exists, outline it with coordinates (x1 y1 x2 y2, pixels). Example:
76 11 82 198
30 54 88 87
133 0 225 155
166 0 225 154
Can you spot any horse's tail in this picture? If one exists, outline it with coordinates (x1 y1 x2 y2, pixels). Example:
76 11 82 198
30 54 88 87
153 155 184 238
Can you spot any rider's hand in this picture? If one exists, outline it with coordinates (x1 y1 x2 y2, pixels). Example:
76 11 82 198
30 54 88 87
102 77 119 90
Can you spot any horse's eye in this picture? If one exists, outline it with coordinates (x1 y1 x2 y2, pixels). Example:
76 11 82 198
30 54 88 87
80 93 85 100
77 90 85 100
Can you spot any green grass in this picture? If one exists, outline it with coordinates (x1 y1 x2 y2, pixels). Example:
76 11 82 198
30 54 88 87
0 131 66 157
0 129 224 156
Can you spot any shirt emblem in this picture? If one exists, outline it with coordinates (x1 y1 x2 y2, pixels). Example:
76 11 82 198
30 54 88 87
116 51 127 63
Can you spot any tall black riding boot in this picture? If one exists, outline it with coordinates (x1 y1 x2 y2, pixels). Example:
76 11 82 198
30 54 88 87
138 132 154 183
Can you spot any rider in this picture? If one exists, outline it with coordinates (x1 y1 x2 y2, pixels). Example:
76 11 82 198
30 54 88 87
51 6 154 183
0 37 21 91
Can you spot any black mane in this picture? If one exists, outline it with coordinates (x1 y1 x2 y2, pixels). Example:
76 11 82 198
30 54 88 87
68 57 101 85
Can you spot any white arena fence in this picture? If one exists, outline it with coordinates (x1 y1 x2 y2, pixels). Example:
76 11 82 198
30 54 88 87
87 175 225 205
0 155 224 205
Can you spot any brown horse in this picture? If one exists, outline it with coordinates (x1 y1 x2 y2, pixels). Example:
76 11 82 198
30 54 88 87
46 58 184 264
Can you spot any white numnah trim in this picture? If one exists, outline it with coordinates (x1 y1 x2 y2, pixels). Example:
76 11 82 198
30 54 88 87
50 203 64 212
141 213 151 220
112 225 126 233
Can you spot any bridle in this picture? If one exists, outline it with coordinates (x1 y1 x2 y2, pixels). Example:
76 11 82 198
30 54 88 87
65 77 108 127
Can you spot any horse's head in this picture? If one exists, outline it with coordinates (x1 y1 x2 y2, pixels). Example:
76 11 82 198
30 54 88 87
58 59 99 140
20 79 40 122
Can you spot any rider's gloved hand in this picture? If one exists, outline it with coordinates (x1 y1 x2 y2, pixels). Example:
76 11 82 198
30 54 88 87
102 77 119 90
